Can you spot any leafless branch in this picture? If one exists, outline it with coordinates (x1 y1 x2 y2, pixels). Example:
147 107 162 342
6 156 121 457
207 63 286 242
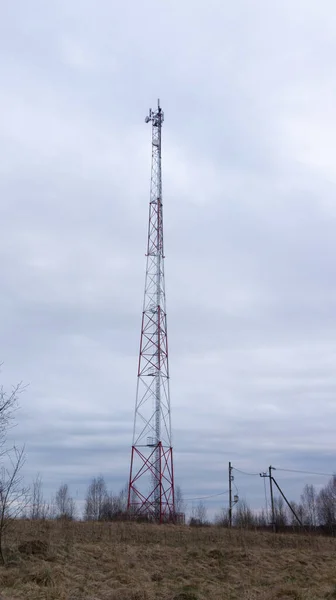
0 445 29 563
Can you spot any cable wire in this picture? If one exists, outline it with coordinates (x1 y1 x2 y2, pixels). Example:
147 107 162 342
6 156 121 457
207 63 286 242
275 467 334 477
185 466 334 504
185 490 229 501
233 466 334 478
232 467 260 476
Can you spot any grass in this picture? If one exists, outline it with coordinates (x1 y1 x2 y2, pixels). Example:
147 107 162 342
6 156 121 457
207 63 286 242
0 520 335 599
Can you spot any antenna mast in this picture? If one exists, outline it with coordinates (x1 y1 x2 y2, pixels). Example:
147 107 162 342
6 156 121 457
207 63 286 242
127 100 175 522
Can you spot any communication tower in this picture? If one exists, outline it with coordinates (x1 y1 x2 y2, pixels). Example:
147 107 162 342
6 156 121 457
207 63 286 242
127 100 175 522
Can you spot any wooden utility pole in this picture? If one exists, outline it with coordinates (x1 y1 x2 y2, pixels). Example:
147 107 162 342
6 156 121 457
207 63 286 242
260 467 304 533
269 465 276 533
229 462 233 528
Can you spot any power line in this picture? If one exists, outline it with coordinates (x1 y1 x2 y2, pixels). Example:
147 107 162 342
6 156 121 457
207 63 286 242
185 490 229 501
275 467 334 477
233 465 334 478
232 467 260 476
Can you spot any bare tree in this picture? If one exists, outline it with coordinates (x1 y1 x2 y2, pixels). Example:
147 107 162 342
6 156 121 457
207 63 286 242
274 496 288 528
317 476 336 531
117 482 128 514
287 500 305 527
29 473 44 520
46 497 57 520
255 508 268 527
233 499 255 528
174 484 186 514
84 476 108 521
190 501 208 526
0 380 28 563
101 493 121 521
55 483 76 520
100 484 129 521
300 484 318 528
0 446 29 563
214 507 229 527
0 382 24 454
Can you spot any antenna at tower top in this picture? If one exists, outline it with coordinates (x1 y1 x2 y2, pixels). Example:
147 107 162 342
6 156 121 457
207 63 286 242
145 100 164 125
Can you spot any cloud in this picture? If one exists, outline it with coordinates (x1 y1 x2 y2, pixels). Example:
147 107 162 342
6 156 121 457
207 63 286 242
0 0 335 517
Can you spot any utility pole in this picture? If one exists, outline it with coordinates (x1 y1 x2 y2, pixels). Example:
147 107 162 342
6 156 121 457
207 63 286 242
229 462 233 528
260 466 303 533
228 462 239 527
269 465 276 533
260 467 276 532
127 101 175 523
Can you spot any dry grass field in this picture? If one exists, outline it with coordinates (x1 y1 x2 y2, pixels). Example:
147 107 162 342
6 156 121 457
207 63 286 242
0 521 335 600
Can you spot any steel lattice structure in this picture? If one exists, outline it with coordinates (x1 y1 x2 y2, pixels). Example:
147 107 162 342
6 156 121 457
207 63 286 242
127 100 175 523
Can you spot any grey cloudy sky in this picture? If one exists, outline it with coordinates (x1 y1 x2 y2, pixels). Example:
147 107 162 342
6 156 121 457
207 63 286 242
1 0 336 516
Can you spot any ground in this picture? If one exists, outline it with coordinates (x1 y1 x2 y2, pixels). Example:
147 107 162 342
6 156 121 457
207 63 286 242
0 521 335 599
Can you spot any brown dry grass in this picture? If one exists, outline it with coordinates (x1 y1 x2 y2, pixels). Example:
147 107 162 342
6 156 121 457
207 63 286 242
0 521 335 600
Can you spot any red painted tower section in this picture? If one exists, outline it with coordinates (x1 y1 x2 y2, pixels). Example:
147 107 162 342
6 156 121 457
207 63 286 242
127 101 175 522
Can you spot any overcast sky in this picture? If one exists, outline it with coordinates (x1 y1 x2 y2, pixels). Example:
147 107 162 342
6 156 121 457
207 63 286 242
1 0 336 517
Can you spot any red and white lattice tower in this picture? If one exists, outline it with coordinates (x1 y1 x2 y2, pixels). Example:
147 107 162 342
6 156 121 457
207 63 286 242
127 100 175 523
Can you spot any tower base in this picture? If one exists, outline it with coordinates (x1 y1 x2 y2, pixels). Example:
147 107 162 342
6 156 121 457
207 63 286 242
128 442 175 523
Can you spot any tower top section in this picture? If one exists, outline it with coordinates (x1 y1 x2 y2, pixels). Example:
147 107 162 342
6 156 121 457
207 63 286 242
145 99 164 127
